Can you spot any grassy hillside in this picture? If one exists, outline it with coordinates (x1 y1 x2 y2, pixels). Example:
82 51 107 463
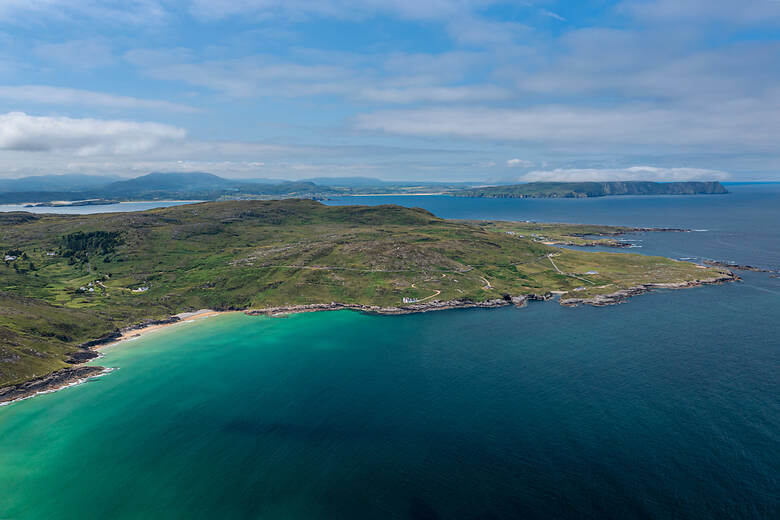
0 200 731 387
455 181 728 198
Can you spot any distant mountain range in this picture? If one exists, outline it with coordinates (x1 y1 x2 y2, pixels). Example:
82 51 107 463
0 174 122 193
454 181 728 198
0 172 475 203
0 174 729 204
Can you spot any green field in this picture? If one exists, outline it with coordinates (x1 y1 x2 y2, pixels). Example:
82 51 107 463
0 200 731 387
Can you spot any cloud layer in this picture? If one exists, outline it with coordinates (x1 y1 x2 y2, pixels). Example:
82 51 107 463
0 112 186 156
0 86 196 112
0 0 777 180
355 102 778 152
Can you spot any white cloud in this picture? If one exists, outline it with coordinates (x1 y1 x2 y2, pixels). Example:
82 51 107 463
187 1 524 48
0 112 186 156
0 86 196 112
354 102 780 152
135 55 357 98
0 0 166 24
509 29 780 104
506 158 533 168
445 17 528 46
521 166 730 182
618 0 780 25
358 85 509 103
32 39 114 69
382 51 484 83
539 9 565 21
188 0 499 22
128 49 501 103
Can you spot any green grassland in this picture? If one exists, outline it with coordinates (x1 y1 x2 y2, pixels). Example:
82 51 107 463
0 200 731 387
471 221 641 247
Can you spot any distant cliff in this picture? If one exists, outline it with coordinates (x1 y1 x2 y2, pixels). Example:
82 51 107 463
454 181 728 198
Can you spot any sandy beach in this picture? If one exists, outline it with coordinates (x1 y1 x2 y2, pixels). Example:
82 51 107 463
99 309 232 350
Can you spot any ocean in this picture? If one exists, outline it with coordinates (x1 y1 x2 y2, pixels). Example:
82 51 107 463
0 185 777 519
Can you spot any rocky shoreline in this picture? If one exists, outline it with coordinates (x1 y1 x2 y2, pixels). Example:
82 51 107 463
558 227 689 248
559 272 739 307
701 259 777 273
0 366 109 406
1 316 184 406
0 273 738 406
245 294 552 317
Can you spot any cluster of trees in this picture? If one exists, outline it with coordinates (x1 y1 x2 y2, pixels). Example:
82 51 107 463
60 231 122 261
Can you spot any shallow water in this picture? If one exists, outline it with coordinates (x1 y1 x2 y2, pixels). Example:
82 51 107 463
1 186 778 519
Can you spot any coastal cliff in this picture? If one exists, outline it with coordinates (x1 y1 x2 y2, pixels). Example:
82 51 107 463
454 181 728 198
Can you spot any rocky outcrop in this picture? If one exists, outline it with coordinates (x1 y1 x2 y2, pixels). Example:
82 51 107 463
245 294 553 317
0 366 108 405
77 331 123 349
0 316 184 404
702 259 776 273
559 273 739 307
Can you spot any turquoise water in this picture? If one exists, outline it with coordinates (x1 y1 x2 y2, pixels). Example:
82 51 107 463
1 187 778 519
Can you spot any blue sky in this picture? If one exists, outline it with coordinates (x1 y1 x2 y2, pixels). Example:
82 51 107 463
0 0 779 181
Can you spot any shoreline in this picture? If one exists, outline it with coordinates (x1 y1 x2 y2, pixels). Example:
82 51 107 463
559 272 738 306
98 309 233 351
0 272 738 406
0 309 231 407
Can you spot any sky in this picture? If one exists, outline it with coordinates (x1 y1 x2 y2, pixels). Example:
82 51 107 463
0 0 779 182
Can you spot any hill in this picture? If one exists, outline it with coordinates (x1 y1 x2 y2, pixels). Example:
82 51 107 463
0 172 485 203
103 171 235 193
454 181 728 198
0 172 333 203
0 174 119 193
0 199 734 395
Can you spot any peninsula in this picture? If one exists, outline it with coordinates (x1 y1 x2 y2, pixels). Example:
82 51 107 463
0 200 734 402
454 181 728 198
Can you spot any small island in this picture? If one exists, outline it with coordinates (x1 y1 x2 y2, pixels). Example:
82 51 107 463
453 181 728 198
0 199 735 403
24 199 120 208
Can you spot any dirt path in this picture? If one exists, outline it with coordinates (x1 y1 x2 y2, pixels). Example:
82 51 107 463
547 253 564 274
547 254 596 285
418 290 441 301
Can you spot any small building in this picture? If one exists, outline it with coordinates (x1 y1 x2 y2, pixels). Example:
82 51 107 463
402 297 419 304
4 255 17 262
